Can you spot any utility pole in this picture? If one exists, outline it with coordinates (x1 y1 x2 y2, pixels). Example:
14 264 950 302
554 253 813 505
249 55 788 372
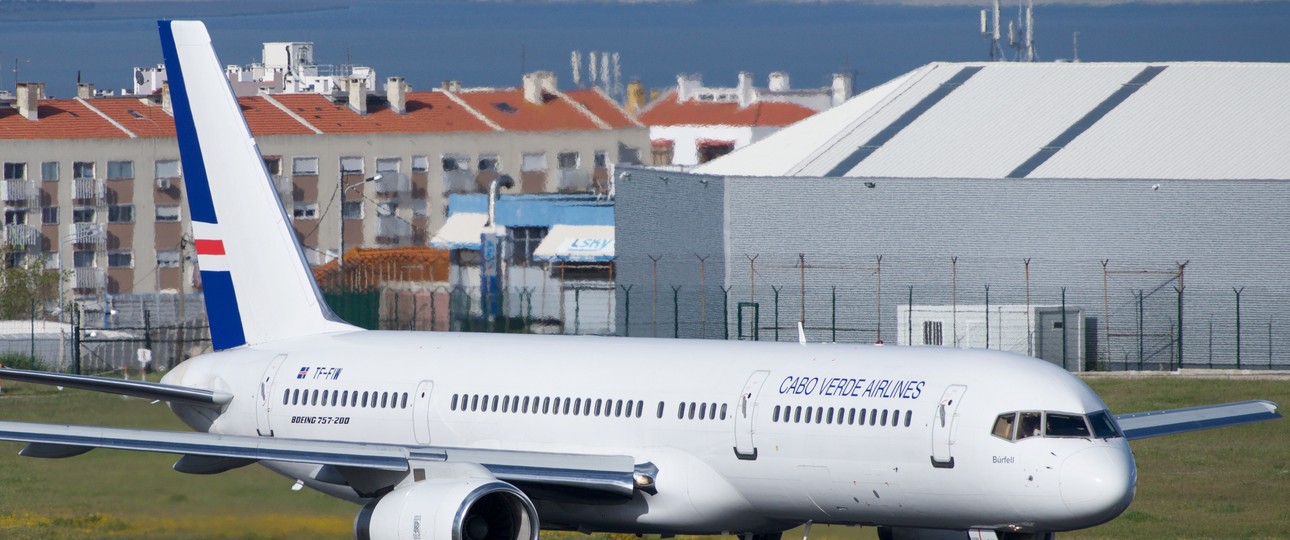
176 234 188 368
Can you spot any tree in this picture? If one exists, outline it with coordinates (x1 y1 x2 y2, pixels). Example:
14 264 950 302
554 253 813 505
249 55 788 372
0 243 63 320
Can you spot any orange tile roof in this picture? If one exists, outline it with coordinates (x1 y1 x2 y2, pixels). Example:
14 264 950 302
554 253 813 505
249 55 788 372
563 89 639 129
313 246 450 287
638 91 816 128
0 99 129 140
79 97 176 138
238 96 317 136
270 92 495 134
454 89 600 132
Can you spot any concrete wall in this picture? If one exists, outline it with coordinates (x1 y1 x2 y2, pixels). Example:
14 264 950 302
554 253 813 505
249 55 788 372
615 167 1290 369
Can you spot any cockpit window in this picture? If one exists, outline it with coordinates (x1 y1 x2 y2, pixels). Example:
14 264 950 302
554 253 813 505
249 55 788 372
1087 410 1122 439
1046 412 1091 438
1016 411 1043 440
992 413 1016 440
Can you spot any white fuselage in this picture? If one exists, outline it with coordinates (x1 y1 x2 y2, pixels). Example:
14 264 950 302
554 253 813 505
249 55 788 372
163 330 1135 535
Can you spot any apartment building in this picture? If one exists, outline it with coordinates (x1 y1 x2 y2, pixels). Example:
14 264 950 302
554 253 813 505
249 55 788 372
0 73 646 319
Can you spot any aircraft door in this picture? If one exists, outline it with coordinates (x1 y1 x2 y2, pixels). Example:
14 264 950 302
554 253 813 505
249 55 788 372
413 380 434 445
930 384 967 468
734 370 771 460
256 354 288 437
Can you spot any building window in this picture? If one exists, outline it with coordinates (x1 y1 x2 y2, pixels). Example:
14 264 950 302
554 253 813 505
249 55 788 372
73 250 96 268
376 157 401 174
594 151 607 168
41 206 58 225
923 321 943 346
442 154 468 172
509 227 547 265
262 156 282 175
108 204 135 223
521 152 546 172
478 154 500 171
293 202 319 220
340 156 364 174
4 208 27 225
72 207 95 223
107 160 134 180
557 152 579 170
697 140 735 164
341 201 363 220
292 157 319 175
376 202 396 217
4 162 27 180
108 250 133 268
411 155 429 172
41 162 59 182
651 140 674 166
157 249 180 268
73 162 95 180
155 205 181 222
154 159 181 179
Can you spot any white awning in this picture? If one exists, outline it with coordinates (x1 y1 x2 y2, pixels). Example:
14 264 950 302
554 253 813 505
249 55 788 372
533 225 614 263
429 213 489 250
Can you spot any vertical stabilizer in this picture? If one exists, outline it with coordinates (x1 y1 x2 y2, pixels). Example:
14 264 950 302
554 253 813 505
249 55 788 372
159 21 356 350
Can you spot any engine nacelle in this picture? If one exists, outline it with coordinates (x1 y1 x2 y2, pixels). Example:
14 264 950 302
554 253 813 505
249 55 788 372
355 478 539 540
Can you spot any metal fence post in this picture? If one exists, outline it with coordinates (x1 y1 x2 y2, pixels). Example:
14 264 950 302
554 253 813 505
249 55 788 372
1234 287 1243 369
772 286 782 342
672 286 681 338
722 286 732 340
907 286 914 346
984 284 990 350
1061 287 1068 371
1137 290 1144 370
831 286 837 343
619 284 632 337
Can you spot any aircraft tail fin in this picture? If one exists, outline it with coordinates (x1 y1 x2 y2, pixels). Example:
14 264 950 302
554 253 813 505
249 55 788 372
159 20 356 350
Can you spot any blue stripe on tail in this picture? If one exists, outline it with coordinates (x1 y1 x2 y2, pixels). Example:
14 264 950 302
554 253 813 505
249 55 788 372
160 20 247 350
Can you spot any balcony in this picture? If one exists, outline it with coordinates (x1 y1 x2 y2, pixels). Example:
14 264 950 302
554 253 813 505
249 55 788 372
375 216 412 245
74 178 105 202
443 170 475 194
3 179 36 204
73 222 105 246
557 169 592 193
73 267 105 291
375 172 410 196
2 224 38 246
271 175 292 204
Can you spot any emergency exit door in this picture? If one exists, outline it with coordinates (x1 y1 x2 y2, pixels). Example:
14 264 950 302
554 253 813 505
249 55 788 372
931 384 967 468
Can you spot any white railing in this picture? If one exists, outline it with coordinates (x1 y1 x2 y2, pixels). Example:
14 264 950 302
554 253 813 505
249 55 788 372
376 216 412 245
375 172 410 195
2 224 39 246
442 170 475 194
73 222 105 245
3 179 35 202
557 169 593 193
74 178 105 201
73 267 105 290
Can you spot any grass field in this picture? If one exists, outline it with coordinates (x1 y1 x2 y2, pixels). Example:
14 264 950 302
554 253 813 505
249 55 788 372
1 376 1286 539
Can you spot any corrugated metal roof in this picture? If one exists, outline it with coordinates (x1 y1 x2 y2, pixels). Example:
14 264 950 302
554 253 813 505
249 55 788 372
702 62 1290 180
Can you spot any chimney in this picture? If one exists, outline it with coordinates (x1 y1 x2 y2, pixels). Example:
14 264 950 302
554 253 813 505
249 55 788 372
16 82 43 121
676 73 701 102
768 72 790 92
386 76 408 114
831 73 853 107
348 77 367 115
736 71 754 107
161 81 173 115
626 79 646 115
441 80 461 93
522 71 557 105
77 83 96 100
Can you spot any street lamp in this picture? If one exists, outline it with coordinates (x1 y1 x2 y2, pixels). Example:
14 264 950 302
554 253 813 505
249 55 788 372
338 171 382 268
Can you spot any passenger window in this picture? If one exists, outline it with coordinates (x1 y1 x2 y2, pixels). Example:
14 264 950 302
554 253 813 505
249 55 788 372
502 396 511 412
720 403 727 420
1046 412 1092 438
1088 411 1120 438
583 398 592 416
880 409 888 426
773 405 781 422
848 408 856 425
870 409 878 426
891 409 900 428
312 390 320 406
904 410 912 427
563 398 572 415
827 408 835 424
637 400 644 418
699 403 707 420
858 408 866 425
282 389 290 405
688 402 697 420
992 413 1016 440
794 406 802 423
401 393 409 409
542 397 551 414
616 400 624 417
342 390 350 407
1017 412 1042 440
595 399 604 416
381 392 389 409
657 401 665 419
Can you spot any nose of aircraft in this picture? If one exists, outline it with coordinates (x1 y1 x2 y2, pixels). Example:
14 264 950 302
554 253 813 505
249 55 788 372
1059 445 1136 524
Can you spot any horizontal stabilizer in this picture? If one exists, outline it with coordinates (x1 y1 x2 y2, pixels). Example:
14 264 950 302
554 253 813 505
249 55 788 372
1116 399 1280 440
0 368 231 407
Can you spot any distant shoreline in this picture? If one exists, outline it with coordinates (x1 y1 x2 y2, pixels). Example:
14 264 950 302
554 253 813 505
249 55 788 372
0 0 349 23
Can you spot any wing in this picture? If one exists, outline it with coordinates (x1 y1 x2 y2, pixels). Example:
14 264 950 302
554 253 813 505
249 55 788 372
0 421 643 500
1115 400 1280 440
0 368 230 407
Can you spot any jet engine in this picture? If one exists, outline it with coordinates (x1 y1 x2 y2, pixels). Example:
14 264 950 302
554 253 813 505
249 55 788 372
355 478 539 540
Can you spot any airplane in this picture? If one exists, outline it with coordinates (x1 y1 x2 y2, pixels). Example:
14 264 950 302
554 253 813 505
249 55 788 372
0 20 1281 540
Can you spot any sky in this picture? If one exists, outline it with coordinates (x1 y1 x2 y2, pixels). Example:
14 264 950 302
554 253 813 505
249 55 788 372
0 0 1287 99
